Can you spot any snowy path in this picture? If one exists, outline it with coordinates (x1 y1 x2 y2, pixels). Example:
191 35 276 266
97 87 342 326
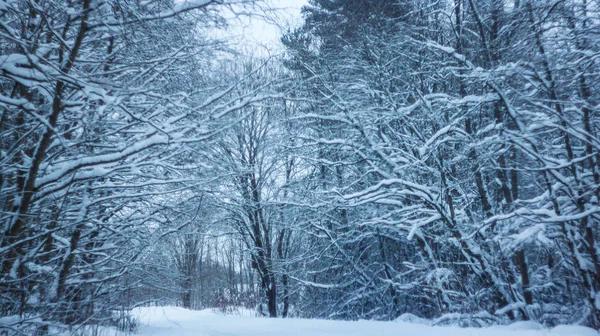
132 307 597 336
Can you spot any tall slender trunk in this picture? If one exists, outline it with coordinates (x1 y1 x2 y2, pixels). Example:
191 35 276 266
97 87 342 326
526 1 600 325
1 0 92 275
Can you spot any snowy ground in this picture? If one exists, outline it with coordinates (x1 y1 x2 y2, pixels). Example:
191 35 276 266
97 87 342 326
130 306 598 336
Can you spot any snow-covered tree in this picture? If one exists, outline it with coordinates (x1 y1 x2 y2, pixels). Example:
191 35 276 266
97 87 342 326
0 0 269 331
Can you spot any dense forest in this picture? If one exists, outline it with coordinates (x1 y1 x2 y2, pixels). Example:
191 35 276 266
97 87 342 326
1 0 599 334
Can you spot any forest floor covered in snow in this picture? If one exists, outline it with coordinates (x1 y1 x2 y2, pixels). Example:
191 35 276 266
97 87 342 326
127 306 598 336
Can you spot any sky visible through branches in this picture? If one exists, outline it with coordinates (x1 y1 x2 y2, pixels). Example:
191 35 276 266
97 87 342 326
223 0 307 54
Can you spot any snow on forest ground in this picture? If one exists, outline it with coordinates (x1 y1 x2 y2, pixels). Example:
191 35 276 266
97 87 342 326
129 306 598 336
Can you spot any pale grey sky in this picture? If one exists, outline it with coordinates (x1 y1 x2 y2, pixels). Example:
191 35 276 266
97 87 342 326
223 0 309 55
